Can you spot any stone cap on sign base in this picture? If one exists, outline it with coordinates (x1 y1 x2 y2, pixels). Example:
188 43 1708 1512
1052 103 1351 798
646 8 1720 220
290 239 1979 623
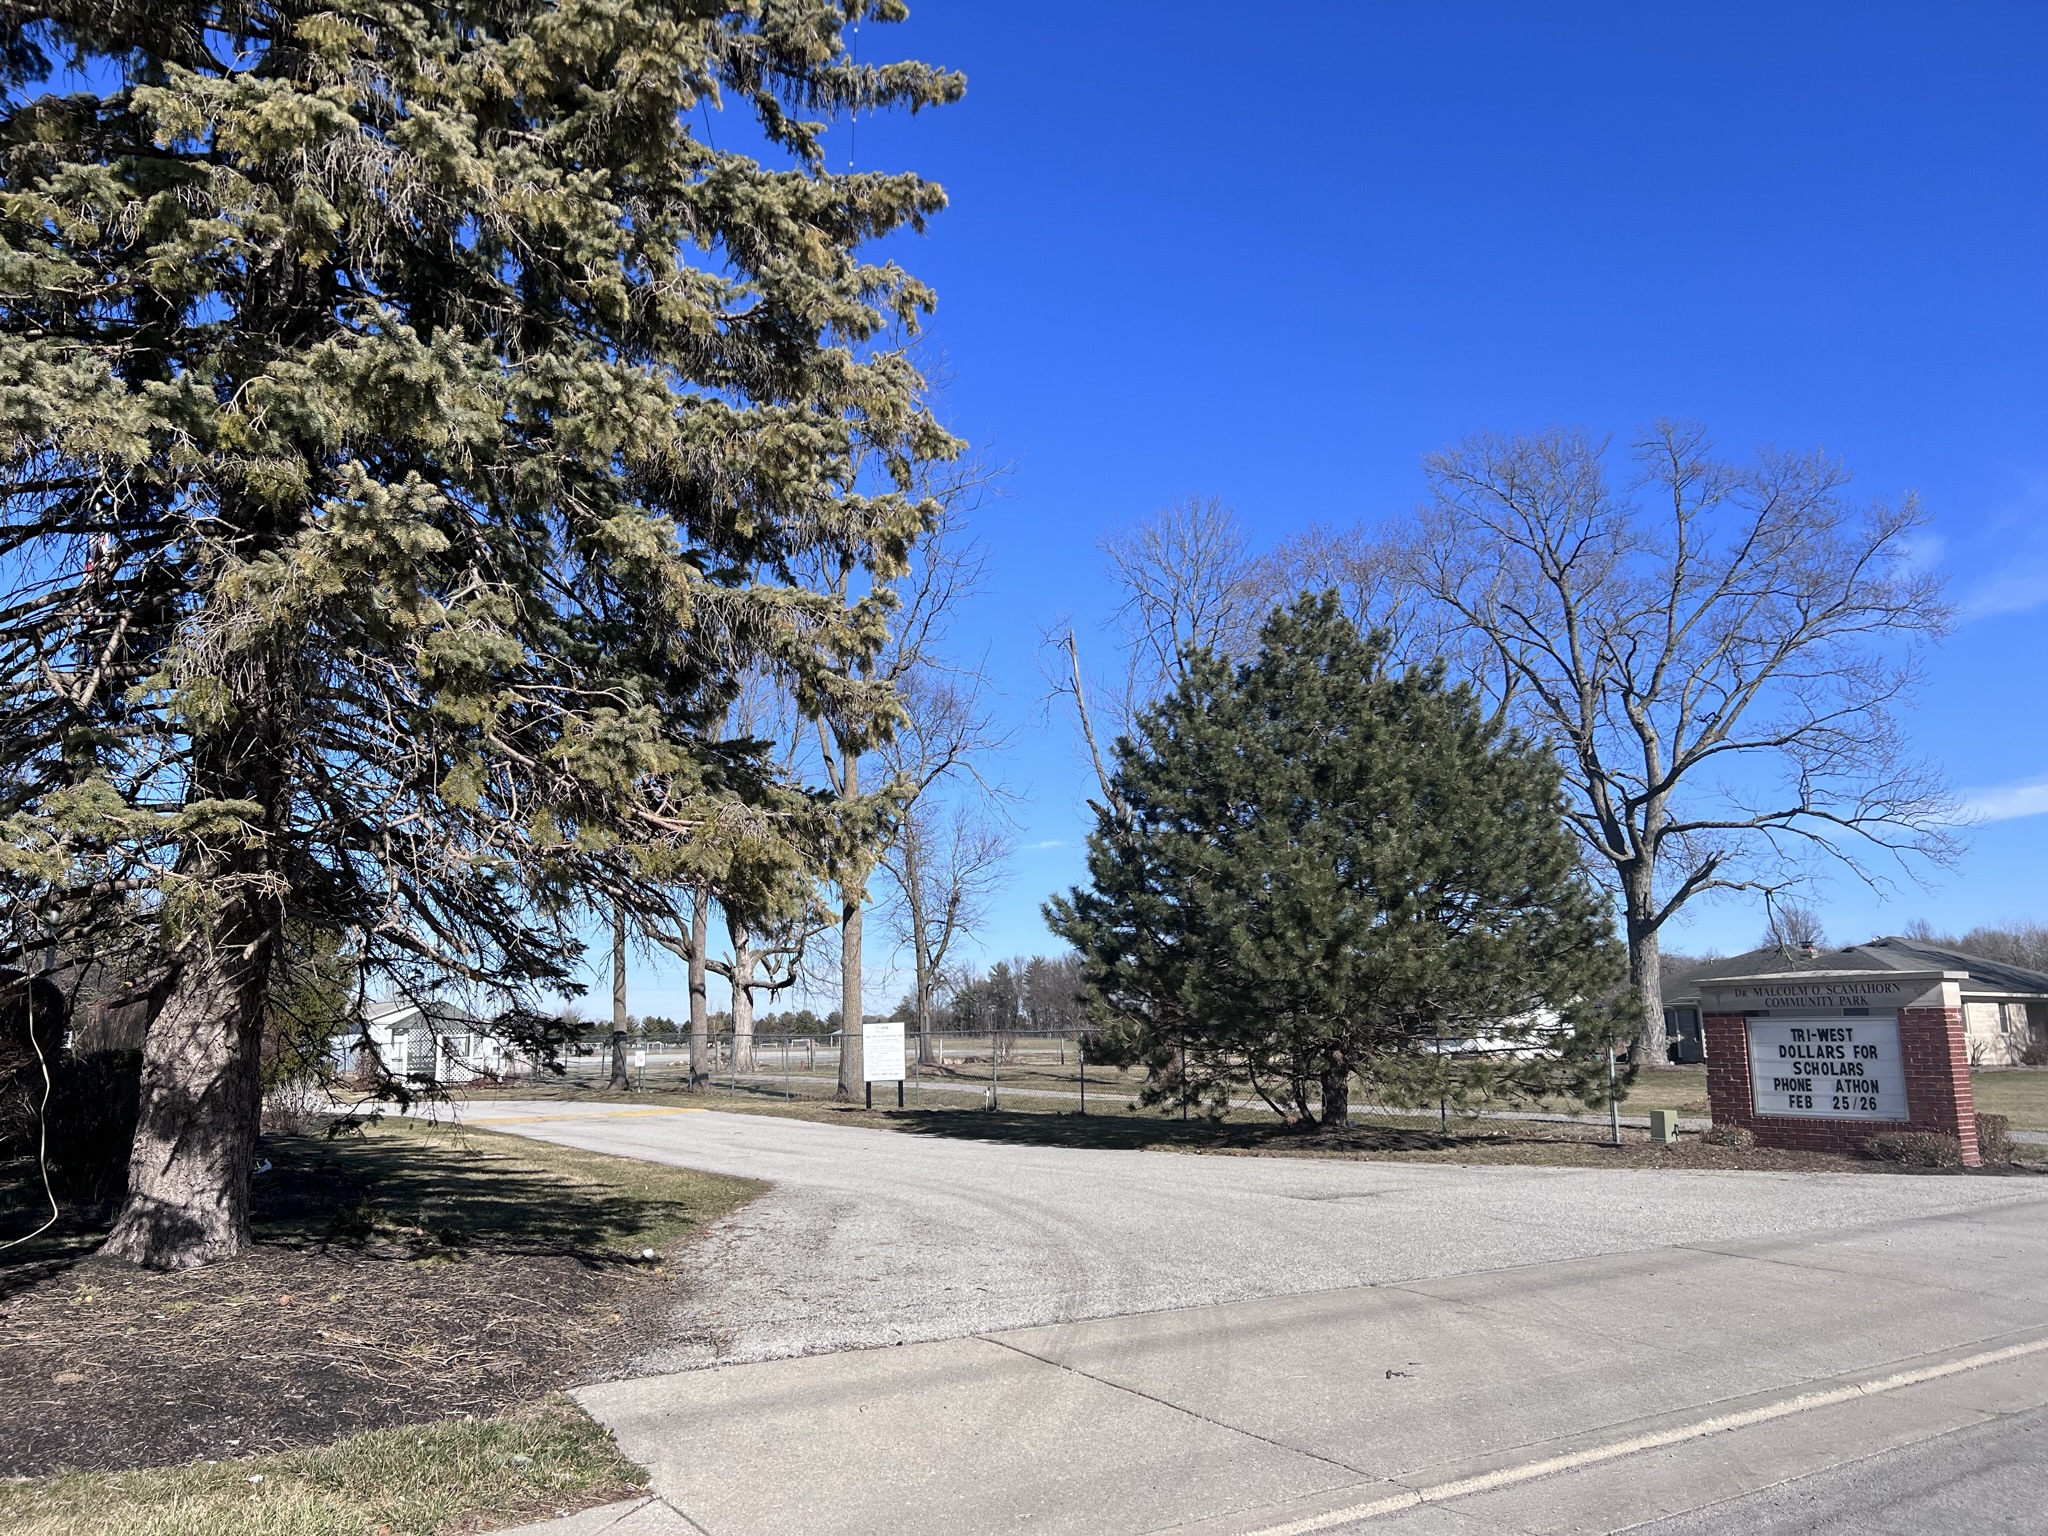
1692 966 1965 1017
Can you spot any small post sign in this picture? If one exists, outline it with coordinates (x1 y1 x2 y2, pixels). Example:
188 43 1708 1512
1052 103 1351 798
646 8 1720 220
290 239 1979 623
861 1020 906 1084
1746 1017 1905 1121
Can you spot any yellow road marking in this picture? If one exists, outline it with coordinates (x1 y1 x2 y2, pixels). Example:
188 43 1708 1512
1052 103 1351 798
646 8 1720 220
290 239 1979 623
459 1106 708 1125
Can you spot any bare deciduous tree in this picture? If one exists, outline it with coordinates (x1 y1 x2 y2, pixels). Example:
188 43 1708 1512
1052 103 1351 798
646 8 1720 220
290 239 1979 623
1905 917 2048 973
709 902 817 1074
1254 522 1517 699
877 670 1013 1061
813 491 994 1098
1408 421 1958 1063
1098 495 1265 724
1050 495 1264 816
646 671 813 1088
1760 899 1828 953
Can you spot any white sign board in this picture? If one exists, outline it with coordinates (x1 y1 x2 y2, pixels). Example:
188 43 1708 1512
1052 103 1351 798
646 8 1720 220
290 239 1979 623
861 1020 906 1084
632 1049 646 1069
1748 1016 1906 1121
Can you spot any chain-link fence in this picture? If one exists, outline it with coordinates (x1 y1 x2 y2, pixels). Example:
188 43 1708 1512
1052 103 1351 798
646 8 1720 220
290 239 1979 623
552 1028 1118 1110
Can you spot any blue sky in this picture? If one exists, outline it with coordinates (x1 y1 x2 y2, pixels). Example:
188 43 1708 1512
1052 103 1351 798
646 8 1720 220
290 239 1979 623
622 1 2048 1018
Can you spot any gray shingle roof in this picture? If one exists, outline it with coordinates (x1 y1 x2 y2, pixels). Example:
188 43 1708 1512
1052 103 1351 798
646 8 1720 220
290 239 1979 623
1674 937 2048 1000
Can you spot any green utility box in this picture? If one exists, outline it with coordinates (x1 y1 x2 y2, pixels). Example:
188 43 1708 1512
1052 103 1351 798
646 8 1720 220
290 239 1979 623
1648 1108 1680 1145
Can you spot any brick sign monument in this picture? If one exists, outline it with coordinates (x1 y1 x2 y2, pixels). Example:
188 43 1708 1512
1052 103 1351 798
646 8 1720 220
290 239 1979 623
1697 967 1980 1166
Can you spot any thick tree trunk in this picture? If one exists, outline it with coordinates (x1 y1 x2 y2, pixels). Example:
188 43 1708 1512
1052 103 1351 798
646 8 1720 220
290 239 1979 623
729 921 756 1074
102 936 268 1269
836 884 864 1098
1625 872 1668 1066
907 865 939 1066
609 904 630 1089
687 885 709 1088
835 757 865 1100
1319 1052 1351 1128
105 648 284 1270
912 939 938 1066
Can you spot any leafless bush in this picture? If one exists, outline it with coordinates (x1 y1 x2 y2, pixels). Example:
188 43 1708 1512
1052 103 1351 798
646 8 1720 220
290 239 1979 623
261 1077 328 1136
1860 1131 1963 1168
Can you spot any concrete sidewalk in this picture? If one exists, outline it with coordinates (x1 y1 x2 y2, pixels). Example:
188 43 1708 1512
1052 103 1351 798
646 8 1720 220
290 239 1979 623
520 1192 2048 1535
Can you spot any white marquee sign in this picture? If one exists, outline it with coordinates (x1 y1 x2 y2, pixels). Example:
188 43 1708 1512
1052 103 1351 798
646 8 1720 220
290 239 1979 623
1747 1016 1906 1121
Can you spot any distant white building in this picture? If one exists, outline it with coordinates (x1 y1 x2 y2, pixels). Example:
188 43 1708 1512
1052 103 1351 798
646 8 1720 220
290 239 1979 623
332 998 524 1083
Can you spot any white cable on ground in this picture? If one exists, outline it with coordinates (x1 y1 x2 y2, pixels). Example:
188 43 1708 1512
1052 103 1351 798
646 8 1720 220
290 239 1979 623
1 981 60 1254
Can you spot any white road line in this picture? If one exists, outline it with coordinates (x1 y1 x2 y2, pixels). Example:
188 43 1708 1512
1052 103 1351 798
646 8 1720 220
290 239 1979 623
1241 1332 2048 1535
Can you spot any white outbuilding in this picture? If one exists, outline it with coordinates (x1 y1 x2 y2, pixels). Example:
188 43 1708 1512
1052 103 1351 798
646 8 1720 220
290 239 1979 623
331 997 524 1083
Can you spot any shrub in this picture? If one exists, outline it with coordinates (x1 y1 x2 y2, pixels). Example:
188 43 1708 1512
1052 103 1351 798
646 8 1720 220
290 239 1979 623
1703 1124 1755 1148
2 1049 144 1203
1861 1131 1963 1168
1975 1113 2013 1165
48 1050 144 1199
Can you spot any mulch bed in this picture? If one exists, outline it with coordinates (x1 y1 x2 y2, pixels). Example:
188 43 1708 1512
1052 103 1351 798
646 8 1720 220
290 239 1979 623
0 1130 674 1478
1225 1122 1918 1171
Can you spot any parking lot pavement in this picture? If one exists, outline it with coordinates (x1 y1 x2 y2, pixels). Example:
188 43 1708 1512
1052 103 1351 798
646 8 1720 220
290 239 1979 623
467 1104 2048 1536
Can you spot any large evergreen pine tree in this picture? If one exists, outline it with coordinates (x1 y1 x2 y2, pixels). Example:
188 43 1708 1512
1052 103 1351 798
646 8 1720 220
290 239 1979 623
1048 595 1633 1128
0 1 961 1266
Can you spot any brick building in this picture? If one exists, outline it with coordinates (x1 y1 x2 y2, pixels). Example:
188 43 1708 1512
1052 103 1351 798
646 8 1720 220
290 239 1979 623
1664 936 2048 1067
1665 938 2048 1167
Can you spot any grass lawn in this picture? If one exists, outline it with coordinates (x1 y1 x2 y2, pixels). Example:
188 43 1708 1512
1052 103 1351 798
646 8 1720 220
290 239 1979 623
0 1117 761 1534
1962 1070 2048 1131
0 1394 638 1536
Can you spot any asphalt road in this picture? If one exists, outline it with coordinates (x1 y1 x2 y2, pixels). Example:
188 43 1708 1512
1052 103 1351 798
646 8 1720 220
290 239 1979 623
471 1103 2048 1536
1627 1402 2048 1535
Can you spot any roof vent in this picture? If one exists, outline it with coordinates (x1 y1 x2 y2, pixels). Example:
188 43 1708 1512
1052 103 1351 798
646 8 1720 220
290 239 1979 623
1798 942 1818 959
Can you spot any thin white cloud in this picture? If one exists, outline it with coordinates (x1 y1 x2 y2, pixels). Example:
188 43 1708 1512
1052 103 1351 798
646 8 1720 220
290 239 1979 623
1956 473 2048 621
1025 838 1066 850
1961 776 2048 823
1959 564 2048 622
